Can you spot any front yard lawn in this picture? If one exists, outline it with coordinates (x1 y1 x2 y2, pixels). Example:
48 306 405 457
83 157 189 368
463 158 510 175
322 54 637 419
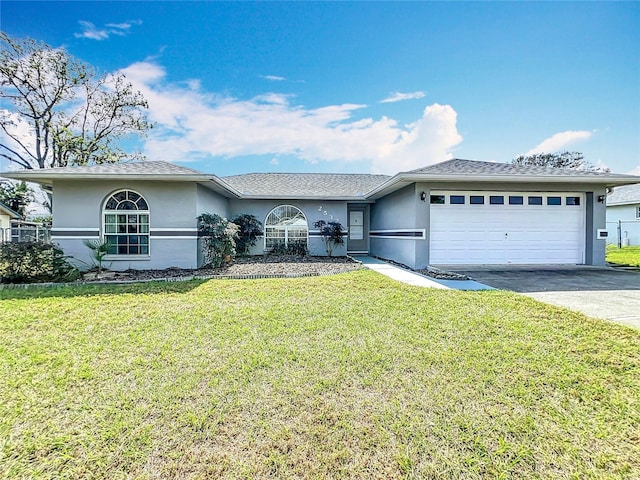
607 244 640 267
1 270 639 478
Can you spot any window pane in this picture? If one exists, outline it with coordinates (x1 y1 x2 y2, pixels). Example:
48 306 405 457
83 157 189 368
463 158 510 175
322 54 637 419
566 196 580 206
490 196 504 205
470 196 484 205
104 191 149 256
430 195 445 204
547 196 562 205
528 196 543 205
117 201 134 210
265 205 308 250
509 196 523 205
450 195 465 204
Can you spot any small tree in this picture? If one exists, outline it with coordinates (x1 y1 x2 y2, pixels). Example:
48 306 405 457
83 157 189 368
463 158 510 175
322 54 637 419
231 214 263 256
313 220 345 257
0 180 33 216
512 151 609 172
197 213 239 267
82 239 111 274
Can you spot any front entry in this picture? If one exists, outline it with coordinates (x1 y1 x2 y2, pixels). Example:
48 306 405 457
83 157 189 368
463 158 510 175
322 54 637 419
347 205 369 254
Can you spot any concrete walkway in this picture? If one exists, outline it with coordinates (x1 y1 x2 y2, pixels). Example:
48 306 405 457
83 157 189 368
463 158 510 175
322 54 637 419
355 256 492 291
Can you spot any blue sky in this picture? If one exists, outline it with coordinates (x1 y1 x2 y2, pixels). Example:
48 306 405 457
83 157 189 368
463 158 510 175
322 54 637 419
1 1 639 176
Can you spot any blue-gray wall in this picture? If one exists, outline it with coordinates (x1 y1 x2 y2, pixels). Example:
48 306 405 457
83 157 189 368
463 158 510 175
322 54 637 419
370 181 609 268
229 199 348 256
51 180 229 270
369 184 430 269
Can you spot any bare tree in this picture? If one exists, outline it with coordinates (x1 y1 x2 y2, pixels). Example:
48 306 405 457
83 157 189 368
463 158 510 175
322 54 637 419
512 151 609 172
0 32 151 170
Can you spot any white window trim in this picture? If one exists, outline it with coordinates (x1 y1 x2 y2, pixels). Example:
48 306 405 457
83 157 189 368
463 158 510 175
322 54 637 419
264 204 309 251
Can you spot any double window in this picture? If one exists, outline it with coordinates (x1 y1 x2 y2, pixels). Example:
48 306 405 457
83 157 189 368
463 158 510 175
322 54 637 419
103 190 150 255
264 205 308 251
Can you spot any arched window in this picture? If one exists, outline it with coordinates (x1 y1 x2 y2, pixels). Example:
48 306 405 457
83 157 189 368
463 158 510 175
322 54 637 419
103 190 150 255
264 205 308 251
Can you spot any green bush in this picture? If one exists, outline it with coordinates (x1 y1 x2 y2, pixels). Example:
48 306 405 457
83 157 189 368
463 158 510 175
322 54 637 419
0 242 80 283
269 239 309 256
231 214 263 256
313 220 345 256
197 213 239 267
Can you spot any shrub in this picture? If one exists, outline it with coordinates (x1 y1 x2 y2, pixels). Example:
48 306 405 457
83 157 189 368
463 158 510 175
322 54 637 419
82 239 112 273
231 214 263 256
197 213 239 267
269 239 309 256
0 242 79 283
313 220 345 256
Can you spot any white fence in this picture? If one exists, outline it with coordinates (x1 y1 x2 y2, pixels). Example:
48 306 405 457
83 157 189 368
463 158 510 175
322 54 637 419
605 220 640 247
0 221 51 244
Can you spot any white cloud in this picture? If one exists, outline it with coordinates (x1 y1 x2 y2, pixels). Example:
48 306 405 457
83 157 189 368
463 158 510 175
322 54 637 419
628 165 640 176
120 62 462 174
525 130 594 156
260 75 286 82
75 20 142 40
269 158 279 165
380 91 426 103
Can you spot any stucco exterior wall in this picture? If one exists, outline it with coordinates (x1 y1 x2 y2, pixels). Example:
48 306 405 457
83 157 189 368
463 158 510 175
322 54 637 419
229 199 348 256
370 183 430 269
50 180 228 270
370 181 608 268
196 184 231 267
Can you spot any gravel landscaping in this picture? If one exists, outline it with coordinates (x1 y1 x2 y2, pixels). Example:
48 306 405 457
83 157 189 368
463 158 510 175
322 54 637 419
82 255 363 282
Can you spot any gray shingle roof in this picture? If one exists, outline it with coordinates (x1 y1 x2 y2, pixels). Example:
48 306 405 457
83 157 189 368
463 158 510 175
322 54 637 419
223 172 391 198
25 160 206 176
407 158 628 178
607 183 640 205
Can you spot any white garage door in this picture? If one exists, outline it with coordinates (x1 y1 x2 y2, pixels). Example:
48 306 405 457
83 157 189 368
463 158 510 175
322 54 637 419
429 191 585 264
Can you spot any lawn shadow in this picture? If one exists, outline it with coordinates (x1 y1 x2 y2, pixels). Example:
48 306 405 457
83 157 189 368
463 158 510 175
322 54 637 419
0 278 210 300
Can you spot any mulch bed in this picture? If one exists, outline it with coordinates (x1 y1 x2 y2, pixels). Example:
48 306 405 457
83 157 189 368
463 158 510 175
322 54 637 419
83 255 363 282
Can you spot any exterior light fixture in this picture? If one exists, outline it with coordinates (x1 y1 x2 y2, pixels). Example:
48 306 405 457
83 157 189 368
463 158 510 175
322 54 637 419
420 191 427 202
597 195 606 203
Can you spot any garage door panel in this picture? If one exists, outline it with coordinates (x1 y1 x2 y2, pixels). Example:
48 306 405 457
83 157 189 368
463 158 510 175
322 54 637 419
430 191 585 265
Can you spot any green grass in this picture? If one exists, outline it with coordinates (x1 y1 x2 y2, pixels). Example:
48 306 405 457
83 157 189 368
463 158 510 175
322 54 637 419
1 270 639 479
606 245 640 267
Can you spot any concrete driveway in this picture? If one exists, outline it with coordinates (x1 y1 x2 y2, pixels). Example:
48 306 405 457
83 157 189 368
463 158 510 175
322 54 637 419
435 265 640 329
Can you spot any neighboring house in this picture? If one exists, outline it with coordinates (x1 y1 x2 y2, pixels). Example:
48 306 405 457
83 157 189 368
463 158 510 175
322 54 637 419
606 183 640 246
0 201 22 243
2 159 638 270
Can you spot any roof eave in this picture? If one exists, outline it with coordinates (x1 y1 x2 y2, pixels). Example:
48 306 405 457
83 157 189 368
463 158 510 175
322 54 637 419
238 194 369 201
365 173 640 199
1 171 243 198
